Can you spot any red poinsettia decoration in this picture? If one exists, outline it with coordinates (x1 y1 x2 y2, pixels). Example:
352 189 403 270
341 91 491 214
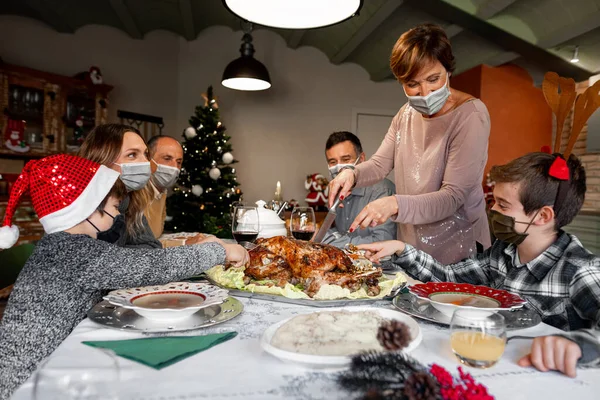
430 364 494 400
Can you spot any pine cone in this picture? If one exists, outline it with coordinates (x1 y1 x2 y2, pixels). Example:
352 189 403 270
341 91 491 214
377 320 411 351
362 389 385 400
403 371 440 400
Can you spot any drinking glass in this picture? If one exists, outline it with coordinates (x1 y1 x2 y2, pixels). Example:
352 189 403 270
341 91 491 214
290 207 316 241
32 349 120 399
231 205 259 243
450 309 506 368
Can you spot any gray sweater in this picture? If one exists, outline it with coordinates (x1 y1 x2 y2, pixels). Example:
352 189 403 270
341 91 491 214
0 232 226 399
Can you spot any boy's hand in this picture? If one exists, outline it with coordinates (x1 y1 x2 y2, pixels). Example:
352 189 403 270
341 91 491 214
518 336 582 378
223 244 249 267
357 241 406 262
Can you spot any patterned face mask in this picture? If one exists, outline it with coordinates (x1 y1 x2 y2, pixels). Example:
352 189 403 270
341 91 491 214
488 209 539 246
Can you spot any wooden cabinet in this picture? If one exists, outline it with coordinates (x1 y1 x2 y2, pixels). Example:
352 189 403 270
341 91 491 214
0 62 113 245
0 61 112 160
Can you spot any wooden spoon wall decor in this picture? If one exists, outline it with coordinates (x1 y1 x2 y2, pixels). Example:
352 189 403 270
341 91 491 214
542 72 577 153
564 80 600 158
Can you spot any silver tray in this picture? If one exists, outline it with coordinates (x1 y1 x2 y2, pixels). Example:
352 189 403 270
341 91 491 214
392 292 542 330
192 276 405 308
87 297 243 333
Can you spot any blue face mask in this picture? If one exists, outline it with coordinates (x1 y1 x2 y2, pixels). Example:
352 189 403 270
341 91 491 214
403 73 451 116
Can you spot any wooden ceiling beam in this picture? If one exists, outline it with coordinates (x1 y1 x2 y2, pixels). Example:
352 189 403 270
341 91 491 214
178 0 196 41
331 0 404 65
25 0 73 33
109 0 143 39
288 30 306 49
404 0 593 81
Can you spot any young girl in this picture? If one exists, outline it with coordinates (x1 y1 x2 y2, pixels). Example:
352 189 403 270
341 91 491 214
0 154 248 399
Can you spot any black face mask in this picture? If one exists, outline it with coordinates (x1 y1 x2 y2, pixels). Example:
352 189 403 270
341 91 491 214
488 209 538 246
87 212 125 244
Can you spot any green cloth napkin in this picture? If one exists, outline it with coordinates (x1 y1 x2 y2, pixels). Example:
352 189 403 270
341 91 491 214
82 332 237 370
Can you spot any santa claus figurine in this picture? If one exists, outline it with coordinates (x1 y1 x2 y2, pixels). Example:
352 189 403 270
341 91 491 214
305 173 329 211
4 119 30 153
89 66 103 85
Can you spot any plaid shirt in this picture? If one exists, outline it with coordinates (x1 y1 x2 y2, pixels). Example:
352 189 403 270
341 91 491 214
394 231 600 331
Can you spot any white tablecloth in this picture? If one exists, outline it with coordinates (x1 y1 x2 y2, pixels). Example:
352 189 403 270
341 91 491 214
12 297 598 400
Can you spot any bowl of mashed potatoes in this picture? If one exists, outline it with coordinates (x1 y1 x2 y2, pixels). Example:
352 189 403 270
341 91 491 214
260 307 422 369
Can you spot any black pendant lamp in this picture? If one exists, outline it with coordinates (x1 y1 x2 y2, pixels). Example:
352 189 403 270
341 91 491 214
222 25 271 91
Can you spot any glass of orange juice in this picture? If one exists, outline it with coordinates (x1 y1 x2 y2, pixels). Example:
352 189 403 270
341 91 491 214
450 309 507 368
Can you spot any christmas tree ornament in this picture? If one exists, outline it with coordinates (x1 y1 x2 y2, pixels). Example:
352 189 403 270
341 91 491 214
211 160 217 167
209 167 221 180
184 126 197 139
222 152 234 164
217 146 222 153
191 185 203 196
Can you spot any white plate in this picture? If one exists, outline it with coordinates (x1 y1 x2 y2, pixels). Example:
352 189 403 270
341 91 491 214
260 307 422 369
103 282 229 322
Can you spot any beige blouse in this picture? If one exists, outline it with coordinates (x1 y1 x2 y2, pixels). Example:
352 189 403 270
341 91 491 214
355 99 491 264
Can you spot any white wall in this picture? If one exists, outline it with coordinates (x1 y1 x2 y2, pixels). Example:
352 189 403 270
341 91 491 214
0 17 406 204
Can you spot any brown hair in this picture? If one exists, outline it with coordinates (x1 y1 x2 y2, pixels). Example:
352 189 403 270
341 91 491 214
79 124 152 236
97 180 128 214
390 23 455 83
489 152 586 229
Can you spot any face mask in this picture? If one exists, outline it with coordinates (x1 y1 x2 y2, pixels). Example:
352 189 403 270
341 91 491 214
114 161 151 191
87 212 124 244
151 159 180 189
328 158 359 179
488 209 538 246
404 73 451 116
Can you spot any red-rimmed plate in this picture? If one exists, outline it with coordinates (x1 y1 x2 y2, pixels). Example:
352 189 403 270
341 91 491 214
104 282 228 322
408 282 526 317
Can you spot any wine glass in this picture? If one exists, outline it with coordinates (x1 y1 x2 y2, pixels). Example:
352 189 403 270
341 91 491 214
450 309 507 368
229 201 244 220
32 349 120 399
232 205 259 243
290 207 316 241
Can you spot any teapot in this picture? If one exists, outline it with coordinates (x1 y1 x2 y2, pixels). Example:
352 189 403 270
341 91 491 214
237 200 287 238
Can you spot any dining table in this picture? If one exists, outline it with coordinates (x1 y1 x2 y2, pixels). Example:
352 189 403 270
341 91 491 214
10 293 598 400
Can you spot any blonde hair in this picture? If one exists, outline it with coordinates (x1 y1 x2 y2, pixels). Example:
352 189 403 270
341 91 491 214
79 123 152 237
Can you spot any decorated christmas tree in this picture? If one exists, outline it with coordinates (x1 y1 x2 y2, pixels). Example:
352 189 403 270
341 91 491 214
165 86 242 238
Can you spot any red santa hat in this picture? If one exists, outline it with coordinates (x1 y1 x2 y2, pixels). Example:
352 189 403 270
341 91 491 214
0 154 119 249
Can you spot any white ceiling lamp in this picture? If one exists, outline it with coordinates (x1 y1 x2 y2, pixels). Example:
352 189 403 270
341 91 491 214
222 23 271 91
570 46 580 63
222 0 363 29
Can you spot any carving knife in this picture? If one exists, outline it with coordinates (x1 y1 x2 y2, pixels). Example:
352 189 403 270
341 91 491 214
311 196 342 243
